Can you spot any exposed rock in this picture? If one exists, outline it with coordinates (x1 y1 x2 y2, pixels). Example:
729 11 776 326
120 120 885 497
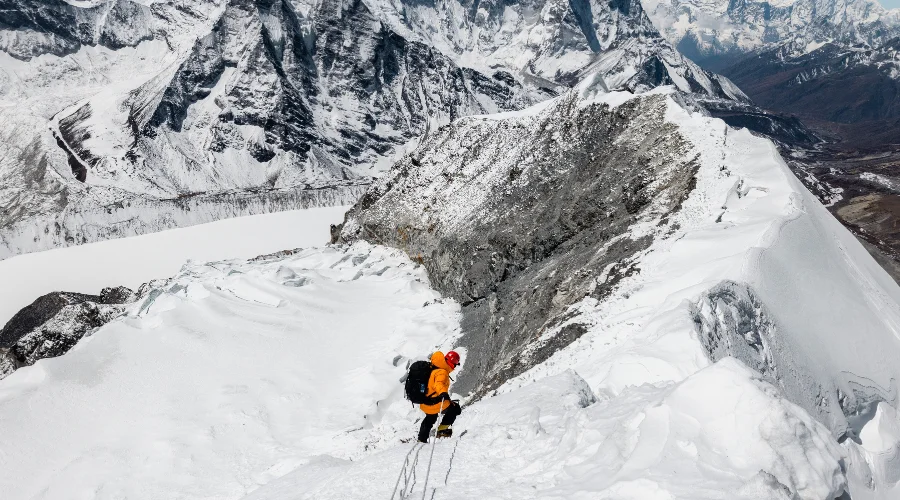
0 286 136 379
337 89 701 397
699 98 823 149
692 279 896 441
0 349 15 379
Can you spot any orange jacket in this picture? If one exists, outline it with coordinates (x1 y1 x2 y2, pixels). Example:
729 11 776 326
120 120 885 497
420 351 455 414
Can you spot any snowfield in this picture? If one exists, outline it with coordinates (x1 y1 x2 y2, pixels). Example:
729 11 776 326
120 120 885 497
4 86 900 499
0 207 348 328
0 243 462 500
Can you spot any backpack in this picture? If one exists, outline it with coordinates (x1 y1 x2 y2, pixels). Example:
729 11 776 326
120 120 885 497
404 360 442 405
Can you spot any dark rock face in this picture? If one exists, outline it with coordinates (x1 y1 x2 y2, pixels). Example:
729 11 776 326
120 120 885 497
0 0 153 60
719 39 900 150
699 98 824 148
338 92 700 397
0 286 135 379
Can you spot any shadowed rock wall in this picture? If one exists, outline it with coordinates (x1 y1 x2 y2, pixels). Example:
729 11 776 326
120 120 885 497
337 93 701 397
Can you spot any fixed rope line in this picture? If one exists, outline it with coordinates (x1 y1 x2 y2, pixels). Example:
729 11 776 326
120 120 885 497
390 442 422 500
441 438 461 487
420 397 446 500
404 444 426 499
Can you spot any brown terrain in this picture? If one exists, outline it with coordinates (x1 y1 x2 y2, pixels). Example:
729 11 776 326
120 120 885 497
791 150 900 282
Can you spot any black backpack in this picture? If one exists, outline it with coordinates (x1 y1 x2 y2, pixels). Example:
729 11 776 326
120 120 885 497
404 360 442 404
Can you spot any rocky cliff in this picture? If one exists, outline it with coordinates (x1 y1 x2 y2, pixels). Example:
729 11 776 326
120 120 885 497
336 83 702 396
0 286 135 379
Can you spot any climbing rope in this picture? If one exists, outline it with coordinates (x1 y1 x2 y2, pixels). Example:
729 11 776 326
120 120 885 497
419 397 446 500
390 441 424 500
391 398 450 499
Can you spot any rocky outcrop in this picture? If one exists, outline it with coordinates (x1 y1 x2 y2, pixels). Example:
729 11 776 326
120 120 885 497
336 88 701 397
699 98 824 148
0 286 135 379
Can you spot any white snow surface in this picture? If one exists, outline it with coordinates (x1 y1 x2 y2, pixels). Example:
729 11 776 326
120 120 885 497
248 361 844 500
0 242 462 500
0 206 347 328
5 87 900 499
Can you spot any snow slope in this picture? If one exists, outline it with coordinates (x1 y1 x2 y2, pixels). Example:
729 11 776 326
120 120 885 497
0 242 461 500
0 206 347 328
0 242 848 500
248 363 844 500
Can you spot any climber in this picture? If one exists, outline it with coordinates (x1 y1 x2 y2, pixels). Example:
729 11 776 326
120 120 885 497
410 350 462 443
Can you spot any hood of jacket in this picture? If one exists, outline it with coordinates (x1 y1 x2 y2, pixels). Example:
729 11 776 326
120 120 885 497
431 351 454 372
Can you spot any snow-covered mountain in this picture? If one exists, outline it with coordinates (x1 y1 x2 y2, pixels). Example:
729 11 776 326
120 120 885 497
7 1 900 498
642 0 900 149
0 0 746 259
724 36 900 148
643 0 900 65
5 80 900 499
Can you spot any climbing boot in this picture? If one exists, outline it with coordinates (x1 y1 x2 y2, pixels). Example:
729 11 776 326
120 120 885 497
436 425 453 439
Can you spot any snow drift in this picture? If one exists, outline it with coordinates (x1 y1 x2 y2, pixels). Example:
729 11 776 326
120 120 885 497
248 362 845 500
0 243 462 499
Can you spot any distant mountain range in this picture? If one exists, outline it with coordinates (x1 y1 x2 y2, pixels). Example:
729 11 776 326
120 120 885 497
644 0 900 149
